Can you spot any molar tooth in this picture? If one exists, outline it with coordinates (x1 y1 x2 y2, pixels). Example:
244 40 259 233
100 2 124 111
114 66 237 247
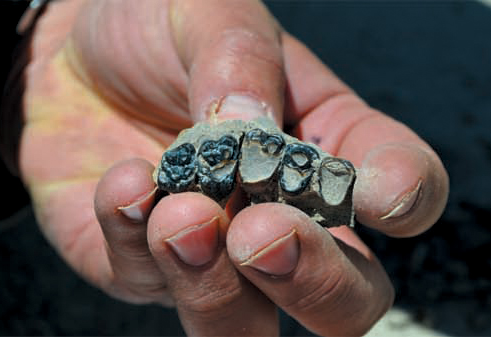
197 134 242 206
239 129 285 203
157 143 197 193
279 143 319 196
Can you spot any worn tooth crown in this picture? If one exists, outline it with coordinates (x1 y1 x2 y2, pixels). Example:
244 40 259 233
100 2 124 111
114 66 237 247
158 143 197 193
263 134 285 155
245 129 285 155
199 135 239 166
155 117 356 227
283 143 319 170
322 157 354 176
280 143 320 195
197 134 242 204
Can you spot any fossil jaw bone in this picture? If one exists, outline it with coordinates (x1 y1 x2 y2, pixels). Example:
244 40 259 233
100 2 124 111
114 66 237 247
155 117 356 227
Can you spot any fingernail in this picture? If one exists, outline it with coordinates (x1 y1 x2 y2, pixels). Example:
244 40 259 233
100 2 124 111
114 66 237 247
380 180 422 220
215 95 271 122
240 229 299 276
165 216 220 267
118 187 157 223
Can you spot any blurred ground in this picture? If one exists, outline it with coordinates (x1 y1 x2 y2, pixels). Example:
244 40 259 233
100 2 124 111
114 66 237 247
1 1 490 336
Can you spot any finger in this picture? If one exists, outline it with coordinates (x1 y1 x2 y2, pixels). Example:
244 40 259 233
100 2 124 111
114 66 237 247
170 0 285 125
94 158 172 305
70 0 192 132
283 34 449 237
227 203 394 336
148 193 277 336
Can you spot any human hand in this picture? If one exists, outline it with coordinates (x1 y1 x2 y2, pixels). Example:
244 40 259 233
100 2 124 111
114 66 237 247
15 0 449 335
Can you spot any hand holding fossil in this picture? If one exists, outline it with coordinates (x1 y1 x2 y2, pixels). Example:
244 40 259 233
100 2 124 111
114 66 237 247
13 0 449 336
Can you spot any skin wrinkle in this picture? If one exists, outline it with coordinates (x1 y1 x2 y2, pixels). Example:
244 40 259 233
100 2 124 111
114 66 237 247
220 28 283 74
287 265 374 336
327 108 379 157
168 0 187 72
177 279 244 316
65 45 175 152
121 1 188 122
71 14 145 117
99 5 148 111
170 256 240 308
110 277 169 305
170 1 281 72
292 92 376 156
216 39 276 85
282 269 345 314
289 88 354 131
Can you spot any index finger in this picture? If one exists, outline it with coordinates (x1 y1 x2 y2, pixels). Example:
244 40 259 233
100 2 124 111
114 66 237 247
282 34 449 237
170 0 285 126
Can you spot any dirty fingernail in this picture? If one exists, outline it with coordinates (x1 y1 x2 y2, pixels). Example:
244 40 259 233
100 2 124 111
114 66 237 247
240 229 299 276
216 95 270 121
118 187 157 223
380 180 422 220
165 216 220 267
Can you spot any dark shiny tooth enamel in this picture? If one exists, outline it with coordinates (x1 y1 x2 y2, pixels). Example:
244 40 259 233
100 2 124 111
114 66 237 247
197 135 241 205
279 143 319 195
157 143 197 193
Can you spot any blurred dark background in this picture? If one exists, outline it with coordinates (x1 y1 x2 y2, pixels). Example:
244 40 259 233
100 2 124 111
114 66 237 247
1 1 490 336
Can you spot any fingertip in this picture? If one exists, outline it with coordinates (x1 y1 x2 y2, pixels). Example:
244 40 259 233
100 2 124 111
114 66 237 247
227 203 307 265
354 143 449 237
95 158 156 225
147 192 229 259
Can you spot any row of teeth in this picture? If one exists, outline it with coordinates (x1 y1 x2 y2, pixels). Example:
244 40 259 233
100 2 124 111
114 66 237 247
155 118 356 228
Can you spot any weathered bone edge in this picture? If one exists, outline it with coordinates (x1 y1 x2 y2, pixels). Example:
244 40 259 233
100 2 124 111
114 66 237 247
155 117 356 228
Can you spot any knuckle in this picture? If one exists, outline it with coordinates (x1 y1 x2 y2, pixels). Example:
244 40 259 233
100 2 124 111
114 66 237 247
111 280 170 305
176 276 243 318
215 28 283 70
283 272 348 313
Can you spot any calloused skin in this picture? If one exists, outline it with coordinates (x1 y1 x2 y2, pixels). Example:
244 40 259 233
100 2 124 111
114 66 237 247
18 0 449 336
